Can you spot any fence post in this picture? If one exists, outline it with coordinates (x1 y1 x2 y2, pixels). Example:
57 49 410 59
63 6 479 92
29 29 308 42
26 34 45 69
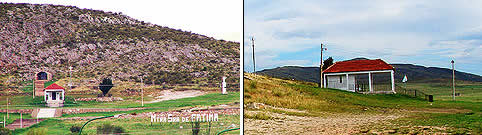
20 113 22 128
414 90 417 97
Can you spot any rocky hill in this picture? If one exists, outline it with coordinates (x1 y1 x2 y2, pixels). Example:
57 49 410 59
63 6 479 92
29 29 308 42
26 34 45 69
256 61 482 83
0 3 239 86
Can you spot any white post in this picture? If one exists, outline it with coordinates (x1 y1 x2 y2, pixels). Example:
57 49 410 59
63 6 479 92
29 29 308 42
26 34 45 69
6 97 8 119
20 113 22 128
141 77 144 107
33 79 35 99
222 77 227 94
391 70 395 93
368 72 373 92
323 74 327 88
346 74 349 91
62 91 64 101
3 116 5 127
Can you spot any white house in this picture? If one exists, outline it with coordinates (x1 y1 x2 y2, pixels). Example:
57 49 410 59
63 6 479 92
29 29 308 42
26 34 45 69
323 59 395 93
44 83 65 107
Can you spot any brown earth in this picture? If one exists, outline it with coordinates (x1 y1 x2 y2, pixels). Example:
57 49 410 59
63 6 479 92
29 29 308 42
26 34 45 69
146 90 206 103
244 110 402 135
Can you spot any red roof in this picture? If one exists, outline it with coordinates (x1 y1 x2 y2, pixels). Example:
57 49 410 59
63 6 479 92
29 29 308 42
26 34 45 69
45 83 64 90
323 59 394 73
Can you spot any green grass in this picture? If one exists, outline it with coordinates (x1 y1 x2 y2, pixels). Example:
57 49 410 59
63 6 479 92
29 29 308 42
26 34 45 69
43 79 58 88
13 115 239 135
244 73 482 133
0 92 239 110
0 113 33 125
401 83 482 102
61 92 239 118
3 92 239 134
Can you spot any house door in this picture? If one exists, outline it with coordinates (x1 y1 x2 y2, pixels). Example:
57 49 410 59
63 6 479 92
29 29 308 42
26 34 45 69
52 92 57 100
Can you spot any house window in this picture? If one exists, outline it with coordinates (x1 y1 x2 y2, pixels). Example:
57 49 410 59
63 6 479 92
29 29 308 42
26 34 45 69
339 76 342 83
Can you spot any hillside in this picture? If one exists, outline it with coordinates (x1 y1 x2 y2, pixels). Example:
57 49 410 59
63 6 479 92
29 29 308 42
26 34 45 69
256 61 482 83
244 73 481 134
0 3 239 86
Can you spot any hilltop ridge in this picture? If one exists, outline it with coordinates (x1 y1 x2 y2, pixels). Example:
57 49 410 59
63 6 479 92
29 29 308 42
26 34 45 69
0 3 239 85
256 62 482 83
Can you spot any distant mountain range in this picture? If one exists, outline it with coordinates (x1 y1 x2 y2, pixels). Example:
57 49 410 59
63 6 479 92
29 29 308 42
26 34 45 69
256 60 482 83
0 3 239 85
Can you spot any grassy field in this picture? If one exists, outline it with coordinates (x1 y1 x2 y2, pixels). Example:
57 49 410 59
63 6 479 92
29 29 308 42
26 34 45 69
0 91 239 134
0 91 239 109
12 115 240 134
400 82 482 102
244 73 481 134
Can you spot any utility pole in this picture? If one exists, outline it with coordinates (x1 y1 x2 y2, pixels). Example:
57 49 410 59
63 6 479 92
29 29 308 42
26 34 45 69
320 43 327 88
141 77 144 107
69 66 73 92
451 60 455 101
251 37 256 74
32 75 35 99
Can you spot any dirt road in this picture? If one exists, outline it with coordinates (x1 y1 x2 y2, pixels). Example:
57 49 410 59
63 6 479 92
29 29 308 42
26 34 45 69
147 90 205 103
244 110 401 135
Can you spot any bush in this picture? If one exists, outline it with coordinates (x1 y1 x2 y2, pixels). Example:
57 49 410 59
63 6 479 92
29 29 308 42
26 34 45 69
96 123 125 134
248 81 257 89
26 128 46 135
192 122 200 135
69 125 81 133
0 127 11 135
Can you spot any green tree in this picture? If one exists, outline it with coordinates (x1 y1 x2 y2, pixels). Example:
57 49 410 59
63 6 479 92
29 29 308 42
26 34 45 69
322 57 334 71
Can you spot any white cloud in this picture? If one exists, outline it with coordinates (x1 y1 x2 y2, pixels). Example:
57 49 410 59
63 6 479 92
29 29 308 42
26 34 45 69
245 0 482 75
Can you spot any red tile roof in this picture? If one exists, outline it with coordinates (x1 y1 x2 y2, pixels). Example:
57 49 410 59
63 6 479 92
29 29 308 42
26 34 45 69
45 83 64 90
323 59 394 73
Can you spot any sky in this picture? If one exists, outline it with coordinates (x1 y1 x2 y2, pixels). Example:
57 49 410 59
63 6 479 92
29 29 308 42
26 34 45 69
0 0 242 42
244 0 482 76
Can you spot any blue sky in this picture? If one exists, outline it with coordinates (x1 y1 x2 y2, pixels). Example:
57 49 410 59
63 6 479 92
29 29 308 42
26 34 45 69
244 0 482 76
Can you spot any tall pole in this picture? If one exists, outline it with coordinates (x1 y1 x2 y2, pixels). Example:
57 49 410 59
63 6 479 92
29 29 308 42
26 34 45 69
141 77 144 106
320 43 323 88
69 66 73 91
6 97 8 119
251 37 256 74
451 60 455 101
320 43 327 88
20 113 22 128
32 78 35 99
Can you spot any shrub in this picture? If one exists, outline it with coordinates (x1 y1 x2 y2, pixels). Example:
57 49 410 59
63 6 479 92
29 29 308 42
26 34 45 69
192 122 200 135
69 125 81 133
245 112 272 120
0 127 11 135
26 128 46 135
96 123 125 134
248 81 257 89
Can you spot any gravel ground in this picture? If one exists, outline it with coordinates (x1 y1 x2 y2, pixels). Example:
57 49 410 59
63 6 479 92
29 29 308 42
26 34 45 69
244 110 401 135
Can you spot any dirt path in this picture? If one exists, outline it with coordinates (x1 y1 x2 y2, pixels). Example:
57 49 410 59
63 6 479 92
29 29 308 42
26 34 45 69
147 90 205 103
244 110 401 135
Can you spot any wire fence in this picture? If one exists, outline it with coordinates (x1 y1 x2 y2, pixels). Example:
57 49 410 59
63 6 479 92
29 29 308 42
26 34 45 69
395 84 433 101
